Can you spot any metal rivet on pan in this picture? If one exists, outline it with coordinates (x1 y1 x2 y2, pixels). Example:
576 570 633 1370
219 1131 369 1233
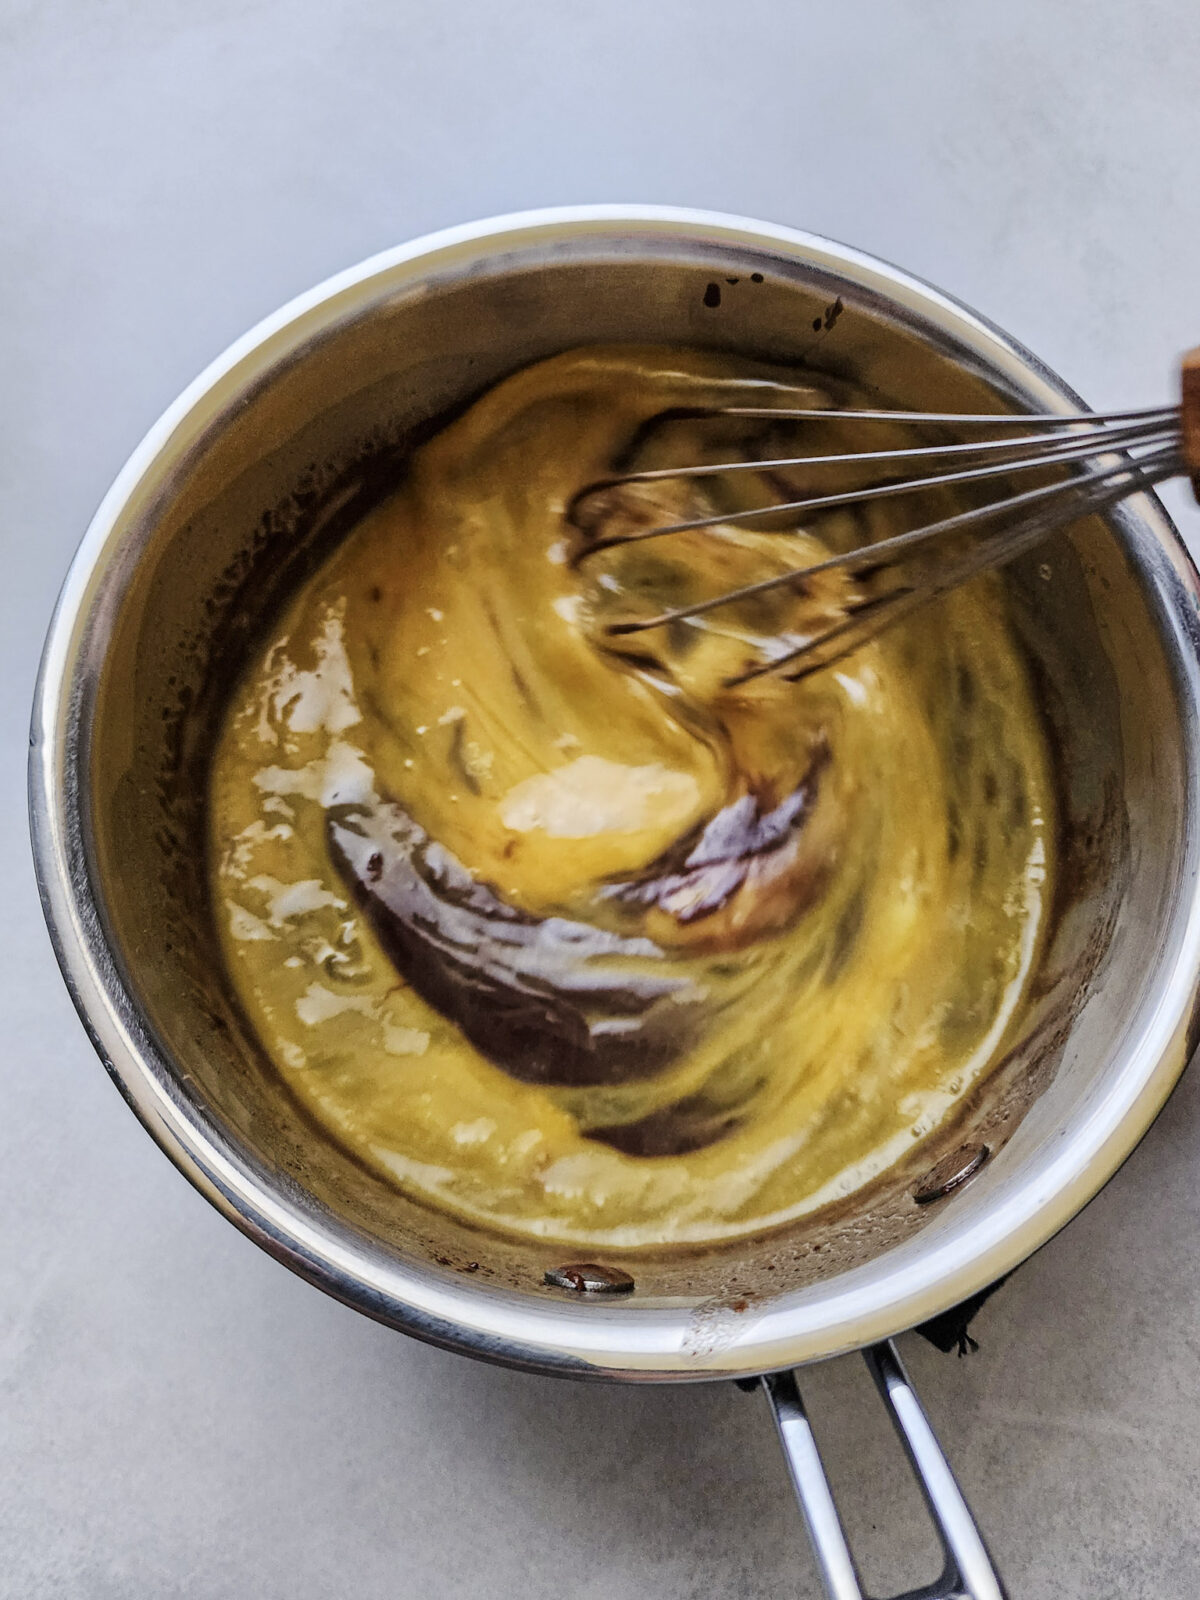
544 1263 635 1294
913 1143 990 1205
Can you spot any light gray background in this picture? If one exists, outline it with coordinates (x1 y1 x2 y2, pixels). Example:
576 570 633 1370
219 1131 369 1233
4 3 1200 1596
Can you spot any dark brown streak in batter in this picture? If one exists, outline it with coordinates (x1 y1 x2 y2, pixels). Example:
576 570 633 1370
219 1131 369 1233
328 800 706 1088
603 752 829 945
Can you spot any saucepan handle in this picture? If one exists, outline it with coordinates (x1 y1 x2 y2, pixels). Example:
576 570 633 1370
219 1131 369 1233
757 1339 1006 1600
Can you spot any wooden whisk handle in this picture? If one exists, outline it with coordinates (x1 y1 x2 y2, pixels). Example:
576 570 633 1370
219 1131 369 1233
1182 346 1200 496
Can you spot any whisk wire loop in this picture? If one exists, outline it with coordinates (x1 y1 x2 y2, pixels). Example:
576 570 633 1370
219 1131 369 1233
572 411 1180 564
570 394 1191 682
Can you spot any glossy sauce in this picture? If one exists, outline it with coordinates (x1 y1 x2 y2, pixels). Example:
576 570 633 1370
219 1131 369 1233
209 347 1053 1250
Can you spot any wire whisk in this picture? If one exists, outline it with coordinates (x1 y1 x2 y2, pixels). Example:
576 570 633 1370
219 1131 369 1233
568 352 1200 685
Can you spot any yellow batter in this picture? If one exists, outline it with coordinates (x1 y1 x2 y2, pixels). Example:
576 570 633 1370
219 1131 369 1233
209 347 1053 1251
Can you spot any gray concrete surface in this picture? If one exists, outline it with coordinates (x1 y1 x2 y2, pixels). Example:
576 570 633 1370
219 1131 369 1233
4 2 1200 1595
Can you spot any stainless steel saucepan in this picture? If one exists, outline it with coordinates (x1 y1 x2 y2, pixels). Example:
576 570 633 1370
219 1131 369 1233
29 207 1200 1600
